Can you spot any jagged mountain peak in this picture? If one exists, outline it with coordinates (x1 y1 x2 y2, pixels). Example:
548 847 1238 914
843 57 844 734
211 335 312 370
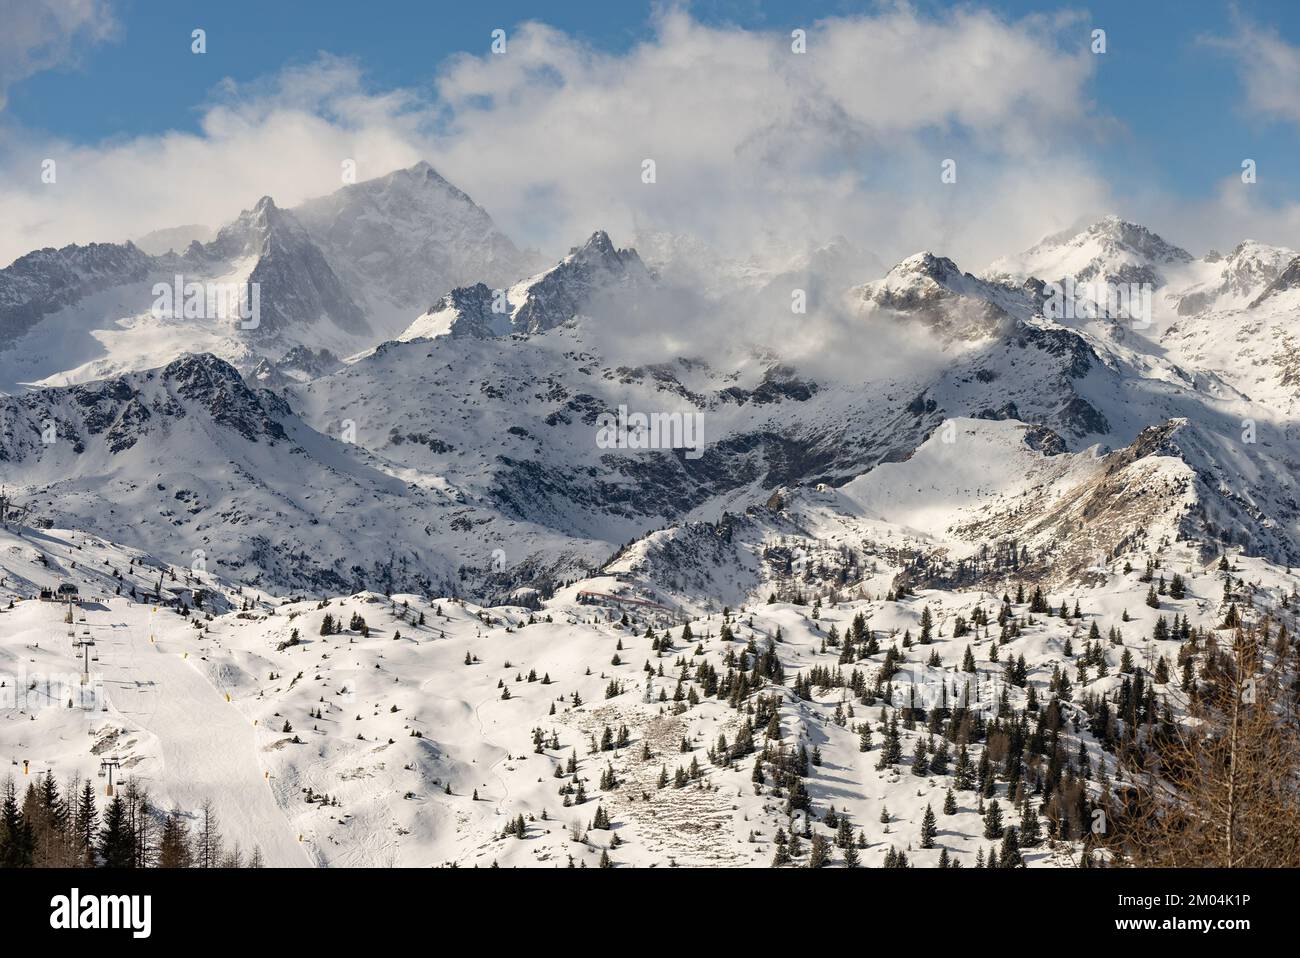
889 251 965 284
0 240 153 348
565 229 644 271
162 349 240 376
854 250 1030 340
1041 214 1188 258
575 229 616 256
160 350 256 393
5 238 148 272
248 195 300 238
194 196 368 341
397 229 654 342
1170 239 1298 315
208 194 309 260
329 159 473 209
291 162 534 323
986 215 1192 290
509 230 652 335
380 159 469 199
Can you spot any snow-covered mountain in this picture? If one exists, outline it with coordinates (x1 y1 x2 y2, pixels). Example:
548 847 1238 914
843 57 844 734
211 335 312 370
2 512 1294 867
0 352 604 596
0 162 533 393
7 209 1299 598
984 214 1194 290
0 241 153 350
852 251 1037 340
4 187 1300 869
294 160 537 334
398 230 651 341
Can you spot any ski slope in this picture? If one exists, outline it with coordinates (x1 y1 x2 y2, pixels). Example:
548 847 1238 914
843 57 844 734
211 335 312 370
92 600 312 866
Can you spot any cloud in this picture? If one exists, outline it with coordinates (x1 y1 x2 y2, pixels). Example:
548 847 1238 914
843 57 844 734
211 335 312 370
1135 175 1300 258
0 5 1114 274
0 54 429 264
0 0 118 110
1203 16 1300 128
427 7 1110 269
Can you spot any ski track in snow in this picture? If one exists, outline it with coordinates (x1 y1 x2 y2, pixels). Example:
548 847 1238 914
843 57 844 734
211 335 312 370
95 605 311 867
473 690 511 815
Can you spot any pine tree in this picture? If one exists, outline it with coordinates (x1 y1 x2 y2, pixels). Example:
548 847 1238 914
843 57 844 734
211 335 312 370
998 826 1024 868
157 810 192 867
911 737 929 776
0 778 33 867
71 778 97 867
97 795 135 868
954 745 974 791
819 811 843 850
1019 804 1042 847
877 713 903 768
920 804 937 849
24 774 69 868
983 798 1004 839
194 799 222 869
807 833 830 868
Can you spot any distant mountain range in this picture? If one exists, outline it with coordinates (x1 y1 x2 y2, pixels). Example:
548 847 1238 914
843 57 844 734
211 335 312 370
2 162 1300 603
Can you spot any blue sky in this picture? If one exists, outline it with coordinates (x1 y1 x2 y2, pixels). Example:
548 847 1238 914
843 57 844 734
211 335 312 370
4 1 1300 267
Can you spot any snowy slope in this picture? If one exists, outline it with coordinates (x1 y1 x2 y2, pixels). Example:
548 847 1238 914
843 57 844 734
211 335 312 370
4 519 1296 867
0 353 607 597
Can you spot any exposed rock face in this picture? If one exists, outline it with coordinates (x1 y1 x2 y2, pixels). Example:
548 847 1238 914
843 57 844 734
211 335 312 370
0 242 152 345
199 196 366 340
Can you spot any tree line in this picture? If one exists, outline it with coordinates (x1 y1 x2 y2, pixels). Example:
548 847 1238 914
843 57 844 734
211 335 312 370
0 774 262 868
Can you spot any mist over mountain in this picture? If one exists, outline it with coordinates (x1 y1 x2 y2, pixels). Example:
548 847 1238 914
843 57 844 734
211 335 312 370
4 164 1300 590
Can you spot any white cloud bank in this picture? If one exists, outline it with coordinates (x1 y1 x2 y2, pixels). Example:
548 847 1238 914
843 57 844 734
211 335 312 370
2 4 1296 278
0 5 1117 272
